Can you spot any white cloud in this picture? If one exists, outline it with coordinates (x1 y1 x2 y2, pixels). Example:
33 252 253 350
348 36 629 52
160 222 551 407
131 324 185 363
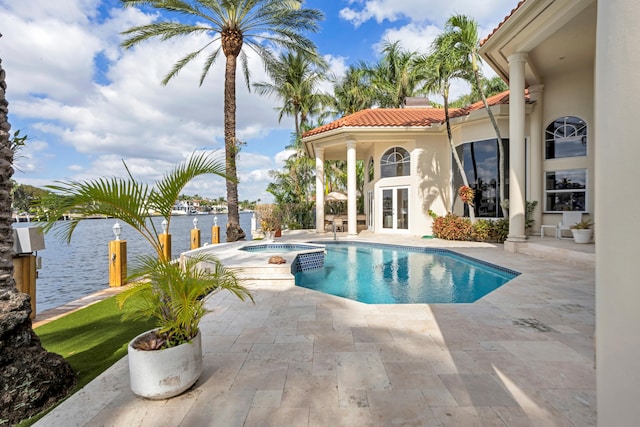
339 0 517 29
3 0 516 204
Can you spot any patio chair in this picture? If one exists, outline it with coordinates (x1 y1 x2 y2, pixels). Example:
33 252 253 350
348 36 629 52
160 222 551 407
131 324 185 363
333 217 344 232
557 211 582 239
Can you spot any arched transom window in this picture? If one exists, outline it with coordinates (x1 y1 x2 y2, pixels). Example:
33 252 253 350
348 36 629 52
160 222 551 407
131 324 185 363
545 116 587 159
381 147 410 178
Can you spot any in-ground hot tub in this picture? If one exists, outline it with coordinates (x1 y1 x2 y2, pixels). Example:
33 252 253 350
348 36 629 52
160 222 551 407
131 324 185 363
238 242 326 272
239 243 321 254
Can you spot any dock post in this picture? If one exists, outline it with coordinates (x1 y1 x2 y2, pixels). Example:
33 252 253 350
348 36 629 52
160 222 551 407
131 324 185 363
191 217 201 250
109 222 127 287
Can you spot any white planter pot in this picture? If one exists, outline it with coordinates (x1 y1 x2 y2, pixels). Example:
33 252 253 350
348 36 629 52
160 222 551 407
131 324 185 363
128 330 202 399
571 228 593 244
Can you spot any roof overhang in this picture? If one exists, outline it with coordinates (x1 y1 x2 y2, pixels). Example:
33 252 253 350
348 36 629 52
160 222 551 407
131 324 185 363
480 0 596 86
303 126 439 160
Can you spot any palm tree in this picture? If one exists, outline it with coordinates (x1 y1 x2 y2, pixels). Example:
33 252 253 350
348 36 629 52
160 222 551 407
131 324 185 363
420 34 476 222
0 50 76 425
120 0 323 241
366 41 424 108
445 14 507 217
44 152 227 261
331 65 375 116
253 50 330 138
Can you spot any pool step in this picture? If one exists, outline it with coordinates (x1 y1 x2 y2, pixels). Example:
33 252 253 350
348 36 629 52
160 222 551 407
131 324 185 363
231 264 295 286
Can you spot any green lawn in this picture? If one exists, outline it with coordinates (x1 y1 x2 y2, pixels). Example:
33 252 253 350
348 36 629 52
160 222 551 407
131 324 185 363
35 296 155 393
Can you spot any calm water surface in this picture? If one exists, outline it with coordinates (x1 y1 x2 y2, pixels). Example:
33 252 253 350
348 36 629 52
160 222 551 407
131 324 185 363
13 213 254 313
295 242 518 304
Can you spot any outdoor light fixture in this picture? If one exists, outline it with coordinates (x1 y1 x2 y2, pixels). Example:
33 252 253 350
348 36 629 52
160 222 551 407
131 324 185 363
214 216 218 226
161 219 168 234
193 217 198 229
112 221 122 241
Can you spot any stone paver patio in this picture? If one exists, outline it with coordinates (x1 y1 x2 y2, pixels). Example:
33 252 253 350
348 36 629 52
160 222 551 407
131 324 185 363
34 234 595 426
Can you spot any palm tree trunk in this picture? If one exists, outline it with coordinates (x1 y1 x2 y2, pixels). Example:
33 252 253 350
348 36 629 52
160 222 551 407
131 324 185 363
223 52 245 242
472 58 505 218
444 89 476 222
0 52 76 425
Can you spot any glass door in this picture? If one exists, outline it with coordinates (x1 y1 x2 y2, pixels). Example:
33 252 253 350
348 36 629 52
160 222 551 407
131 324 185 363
382 187 409 231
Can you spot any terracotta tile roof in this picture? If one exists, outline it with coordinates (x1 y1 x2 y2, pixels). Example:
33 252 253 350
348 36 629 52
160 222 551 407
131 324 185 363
303 90 520 139
480 0 527 46
302 108 450 138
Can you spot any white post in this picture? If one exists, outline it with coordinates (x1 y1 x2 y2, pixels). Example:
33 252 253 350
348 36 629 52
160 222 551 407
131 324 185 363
346 139 357 235
506 52 528 246
596 1 640 424
529 84 544 234
315 147 325 233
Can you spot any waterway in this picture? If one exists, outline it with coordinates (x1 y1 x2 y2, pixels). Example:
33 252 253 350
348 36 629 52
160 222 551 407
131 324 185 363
12 212 255 314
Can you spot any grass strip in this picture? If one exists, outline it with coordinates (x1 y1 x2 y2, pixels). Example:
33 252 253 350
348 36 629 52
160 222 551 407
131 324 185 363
34 295 155 392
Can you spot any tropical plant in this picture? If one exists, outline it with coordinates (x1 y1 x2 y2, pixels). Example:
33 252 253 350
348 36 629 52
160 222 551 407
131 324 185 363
42 151 253 349
366 40 424 108
120 0 323 242
116 252 251 349
44 152 227 261
331 65 375 116
255 203 281 232
444 14 507 217
420 34 476 222
253 50 330 138
571 219 593 229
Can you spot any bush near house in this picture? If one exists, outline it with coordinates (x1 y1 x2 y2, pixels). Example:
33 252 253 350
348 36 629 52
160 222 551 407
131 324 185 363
430 211 509 243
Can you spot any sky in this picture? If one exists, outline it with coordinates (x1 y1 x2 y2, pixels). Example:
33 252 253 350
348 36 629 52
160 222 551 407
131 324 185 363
0 0 519 202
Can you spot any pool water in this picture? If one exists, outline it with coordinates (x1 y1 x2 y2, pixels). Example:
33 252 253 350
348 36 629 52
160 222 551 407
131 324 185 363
294 242 519 304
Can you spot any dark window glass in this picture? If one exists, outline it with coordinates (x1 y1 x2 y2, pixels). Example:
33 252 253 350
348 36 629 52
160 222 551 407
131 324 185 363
381 147 410 178
453 139 509 218
544 169 587 212
545 116 587 159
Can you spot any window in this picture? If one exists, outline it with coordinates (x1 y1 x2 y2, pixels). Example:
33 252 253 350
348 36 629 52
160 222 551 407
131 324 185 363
380 147 410 178
367 157 374 182
545 116 587 159
545 169 587 212
454 139 509 218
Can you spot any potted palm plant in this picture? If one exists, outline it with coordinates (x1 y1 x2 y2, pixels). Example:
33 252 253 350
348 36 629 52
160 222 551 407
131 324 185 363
570 219 594 244
43 152 253 399
256 204 281 241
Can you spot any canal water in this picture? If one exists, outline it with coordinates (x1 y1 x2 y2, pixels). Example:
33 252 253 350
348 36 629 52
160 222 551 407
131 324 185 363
12 212 254 314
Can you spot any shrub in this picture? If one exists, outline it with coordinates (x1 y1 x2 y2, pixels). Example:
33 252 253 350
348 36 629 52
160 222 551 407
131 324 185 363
432 213 474 241
472 219 492 241
431 214 510 243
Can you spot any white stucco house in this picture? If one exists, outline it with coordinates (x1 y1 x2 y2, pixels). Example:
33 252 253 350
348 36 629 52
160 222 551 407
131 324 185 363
303 0 640 424
303 2 594 244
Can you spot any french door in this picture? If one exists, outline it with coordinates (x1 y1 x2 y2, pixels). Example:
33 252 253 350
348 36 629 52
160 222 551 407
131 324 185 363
381 187 409 231
367 190 374 231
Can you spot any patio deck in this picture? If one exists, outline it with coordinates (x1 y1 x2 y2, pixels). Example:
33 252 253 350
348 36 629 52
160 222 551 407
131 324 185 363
34 232 595 426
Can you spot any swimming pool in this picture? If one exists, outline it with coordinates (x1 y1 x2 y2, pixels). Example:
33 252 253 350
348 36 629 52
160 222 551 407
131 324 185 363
294 242 519 304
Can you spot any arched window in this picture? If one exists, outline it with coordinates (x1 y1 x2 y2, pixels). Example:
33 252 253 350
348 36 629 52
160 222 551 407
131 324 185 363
380 147 410 178
367 157 374 182
545 116 587 159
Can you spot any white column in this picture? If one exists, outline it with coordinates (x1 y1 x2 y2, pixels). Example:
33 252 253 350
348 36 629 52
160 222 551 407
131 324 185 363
596 1 640 425
506 52 528 245
529 84 544 234
346 139 357 235
315 147 325 233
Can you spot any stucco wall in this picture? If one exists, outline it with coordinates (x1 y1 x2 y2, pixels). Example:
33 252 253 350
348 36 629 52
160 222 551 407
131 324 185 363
539 65 595 227
595 1 640 424
365 134 451 236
